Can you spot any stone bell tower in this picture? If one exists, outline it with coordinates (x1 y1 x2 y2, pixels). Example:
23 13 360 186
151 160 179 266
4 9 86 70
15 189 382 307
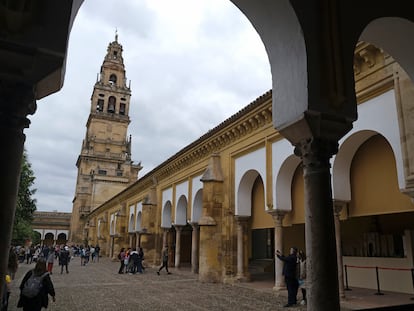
70 33 142 243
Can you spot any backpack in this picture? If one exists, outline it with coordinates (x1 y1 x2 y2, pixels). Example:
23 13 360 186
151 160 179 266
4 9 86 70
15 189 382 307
117 252 122 260
21 271 48 298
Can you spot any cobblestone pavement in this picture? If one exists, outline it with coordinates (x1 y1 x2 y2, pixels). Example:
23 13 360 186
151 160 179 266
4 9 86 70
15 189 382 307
8 257 306 311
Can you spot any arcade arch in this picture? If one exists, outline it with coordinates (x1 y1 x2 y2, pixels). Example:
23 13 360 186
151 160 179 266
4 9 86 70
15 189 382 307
136 212 142 232
162 201 172 229
175 195 187 225
44 233 54 246
192 189 203 222
128 213 134 232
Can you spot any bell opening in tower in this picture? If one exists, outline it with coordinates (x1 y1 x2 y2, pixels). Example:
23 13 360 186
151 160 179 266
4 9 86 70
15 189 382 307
109 74 117 85
108 96 116 113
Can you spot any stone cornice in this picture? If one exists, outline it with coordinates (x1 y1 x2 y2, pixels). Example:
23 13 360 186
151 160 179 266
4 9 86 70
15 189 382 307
86 112 130 126
149 91 272 181
354 41 395 103
33 211 71 218
93 82 131 95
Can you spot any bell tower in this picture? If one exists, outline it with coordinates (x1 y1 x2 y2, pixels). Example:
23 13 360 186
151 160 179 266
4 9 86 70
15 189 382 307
70 34 142 243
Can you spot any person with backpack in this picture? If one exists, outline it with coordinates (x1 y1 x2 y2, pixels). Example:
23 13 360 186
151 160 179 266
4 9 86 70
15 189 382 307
17 258 55 311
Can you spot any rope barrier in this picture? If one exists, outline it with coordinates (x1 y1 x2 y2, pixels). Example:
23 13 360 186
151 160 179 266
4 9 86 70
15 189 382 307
346 264 411 271
344 264 414 296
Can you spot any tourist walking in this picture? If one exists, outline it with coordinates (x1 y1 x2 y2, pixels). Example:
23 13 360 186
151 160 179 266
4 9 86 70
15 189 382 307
124 248 131 273
138 247 145 272
7 247 18 280
129 249 139 274
17 258 56 311
46 250 55 274
276 247 299 308
90 246 96 262
2 248 16 311
95 245 100 262
118 248 126 274
59 246 70 274
84 247 90 265
25 247 31 265
157 246 171 275
1 273 11 311
41 246 49 260
298 250 307 305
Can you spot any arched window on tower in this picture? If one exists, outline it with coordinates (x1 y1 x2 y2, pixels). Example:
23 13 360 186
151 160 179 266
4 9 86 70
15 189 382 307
119 103 126 115
108 96 116 113
96 99 104 112
109 74 117 86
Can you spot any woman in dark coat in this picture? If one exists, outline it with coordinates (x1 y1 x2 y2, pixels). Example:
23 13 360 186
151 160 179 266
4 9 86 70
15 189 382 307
17 258 56 311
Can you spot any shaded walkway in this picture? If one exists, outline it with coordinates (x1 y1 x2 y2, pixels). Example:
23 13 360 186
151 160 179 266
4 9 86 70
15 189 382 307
242 271 414 310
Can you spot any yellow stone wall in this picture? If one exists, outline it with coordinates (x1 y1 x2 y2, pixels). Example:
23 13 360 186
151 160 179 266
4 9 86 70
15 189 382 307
79 43 414 290
349 135 414 217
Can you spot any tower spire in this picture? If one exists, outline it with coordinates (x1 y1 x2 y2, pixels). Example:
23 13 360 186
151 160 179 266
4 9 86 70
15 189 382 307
115 28 118 42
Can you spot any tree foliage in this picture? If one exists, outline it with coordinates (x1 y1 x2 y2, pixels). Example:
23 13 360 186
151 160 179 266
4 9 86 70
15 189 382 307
12 150 37 245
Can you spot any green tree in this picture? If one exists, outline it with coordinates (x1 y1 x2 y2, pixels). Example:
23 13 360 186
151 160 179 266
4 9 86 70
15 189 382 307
12 150 37 245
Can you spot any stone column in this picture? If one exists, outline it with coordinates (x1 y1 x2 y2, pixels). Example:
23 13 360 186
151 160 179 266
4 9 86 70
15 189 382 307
267 210 286 290
129 234 133 248
0 82 36 299
110 236 114 259
190 223 199 273
235 216 250 281
162 229 168 248
334 201 346 299
295 138 340 311
174 225 183 268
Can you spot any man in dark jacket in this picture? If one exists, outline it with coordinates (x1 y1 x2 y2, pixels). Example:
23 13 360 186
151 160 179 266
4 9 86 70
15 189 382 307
58 246 70 274
276 247 299 307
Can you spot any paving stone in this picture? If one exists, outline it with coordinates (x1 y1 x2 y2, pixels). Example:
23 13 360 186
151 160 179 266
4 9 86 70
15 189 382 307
7 257 305 311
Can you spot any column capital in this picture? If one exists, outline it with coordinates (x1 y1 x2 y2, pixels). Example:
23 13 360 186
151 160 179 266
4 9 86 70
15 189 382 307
294 137 338 168
333 200 348 217
173 225 183 232
234 215 250 224
189 222 199 230
0 81 36 131
267 210 286 226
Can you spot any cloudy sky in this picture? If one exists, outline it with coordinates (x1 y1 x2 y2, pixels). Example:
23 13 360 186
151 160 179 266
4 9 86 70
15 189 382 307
25 0 271 213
